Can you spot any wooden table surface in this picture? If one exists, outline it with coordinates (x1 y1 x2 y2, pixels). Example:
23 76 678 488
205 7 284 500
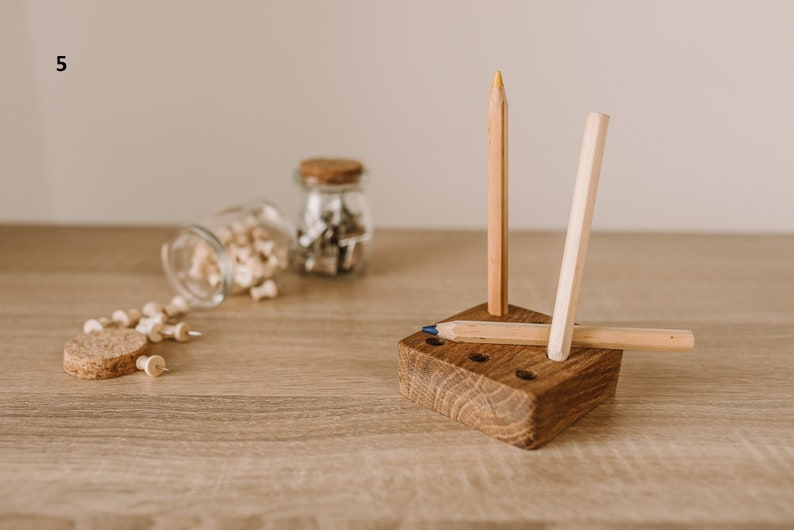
1 226 792 529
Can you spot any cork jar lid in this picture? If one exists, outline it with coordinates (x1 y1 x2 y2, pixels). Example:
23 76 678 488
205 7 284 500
63 328 149 379
298 157 364 186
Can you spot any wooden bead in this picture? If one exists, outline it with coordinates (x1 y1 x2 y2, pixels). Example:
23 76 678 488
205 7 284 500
135 354 167 377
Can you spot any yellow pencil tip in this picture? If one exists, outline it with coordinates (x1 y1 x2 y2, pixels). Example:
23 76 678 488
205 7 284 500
492 71 503 88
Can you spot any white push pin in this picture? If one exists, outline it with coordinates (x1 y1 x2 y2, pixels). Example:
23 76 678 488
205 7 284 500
254 238 275 257
161 322 202 343
141 301 165 318
250 279 278 301
164 295 191 318
138 313 167 327
216 226 233 245
135 320 165 343
207 271 222 287
111 308 142 328
135 354 168 377
83 317 112 334
234 265 254 289
135 313 168 334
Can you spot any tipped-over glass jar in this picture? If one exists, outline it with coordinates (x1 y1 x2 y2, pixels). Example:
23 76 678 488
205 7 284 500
161 200 294 307
294 158 372 277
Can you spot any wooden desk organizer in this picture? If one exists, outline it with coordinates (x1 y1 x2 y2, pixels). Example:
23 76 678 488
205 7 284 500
398 303 623 449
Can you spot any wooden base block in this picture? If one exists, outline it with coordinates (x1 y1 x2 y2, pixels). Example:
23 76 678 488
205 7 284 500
398 303 623 449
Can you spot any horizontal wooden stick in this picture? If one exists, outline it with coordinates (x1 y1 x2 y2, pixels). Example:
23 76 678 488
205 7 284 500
426 320 694 352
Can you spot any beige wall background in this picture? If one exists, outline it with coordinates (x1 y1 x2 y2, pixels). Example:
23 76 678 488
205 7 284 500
2 0 793 232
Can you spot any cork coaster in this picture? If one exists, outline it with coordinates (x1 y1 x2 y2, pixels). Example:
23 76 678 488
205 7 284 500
63 328 149 380
299 157 363 185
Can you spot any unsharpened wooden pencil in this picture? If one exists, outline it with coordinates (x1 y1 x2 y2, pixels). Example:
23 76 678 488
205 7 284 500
422 321 694 352
548 113 610 362
488 70 508 316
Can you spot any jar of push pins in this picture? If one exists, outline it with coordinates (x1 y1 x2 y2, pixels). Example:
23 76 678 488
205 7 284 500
294 158 372 277
161 201 294 307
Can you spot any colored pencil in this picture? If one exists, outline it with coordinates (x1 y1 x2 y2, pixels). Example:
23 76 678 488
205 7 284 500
422 320 694 352
488 71 508 316
548 113 610 361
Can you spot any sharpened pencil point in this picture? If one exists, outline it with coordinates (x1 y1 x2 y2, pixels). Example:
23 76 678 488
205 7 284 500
492 70 503 88
422 325 438 336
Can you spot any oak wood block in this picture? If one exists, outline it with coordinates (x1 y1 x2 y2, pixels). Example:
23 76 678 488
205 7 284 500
398 303 623 449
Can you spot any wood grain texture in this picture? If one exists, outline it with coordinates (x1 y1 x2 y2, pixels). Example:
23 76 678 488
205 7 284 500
399 303 622 449
1 226 793 528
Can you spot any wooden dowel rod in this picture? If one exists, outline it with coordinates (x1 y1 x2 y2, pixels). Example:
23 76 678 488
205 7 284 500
432 320 694 352
548 113 610 361
488 71 508 316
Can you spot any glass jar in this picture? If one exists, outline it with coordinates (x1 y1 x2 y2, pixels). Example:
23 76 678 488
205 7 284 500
161 200 294 307
294 158 372 277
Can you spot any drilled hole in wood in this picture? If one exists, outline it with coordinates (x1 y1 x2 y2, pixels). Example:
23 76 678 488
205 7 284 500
468 352 490 362
515 369 538 380
426 337 445 346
